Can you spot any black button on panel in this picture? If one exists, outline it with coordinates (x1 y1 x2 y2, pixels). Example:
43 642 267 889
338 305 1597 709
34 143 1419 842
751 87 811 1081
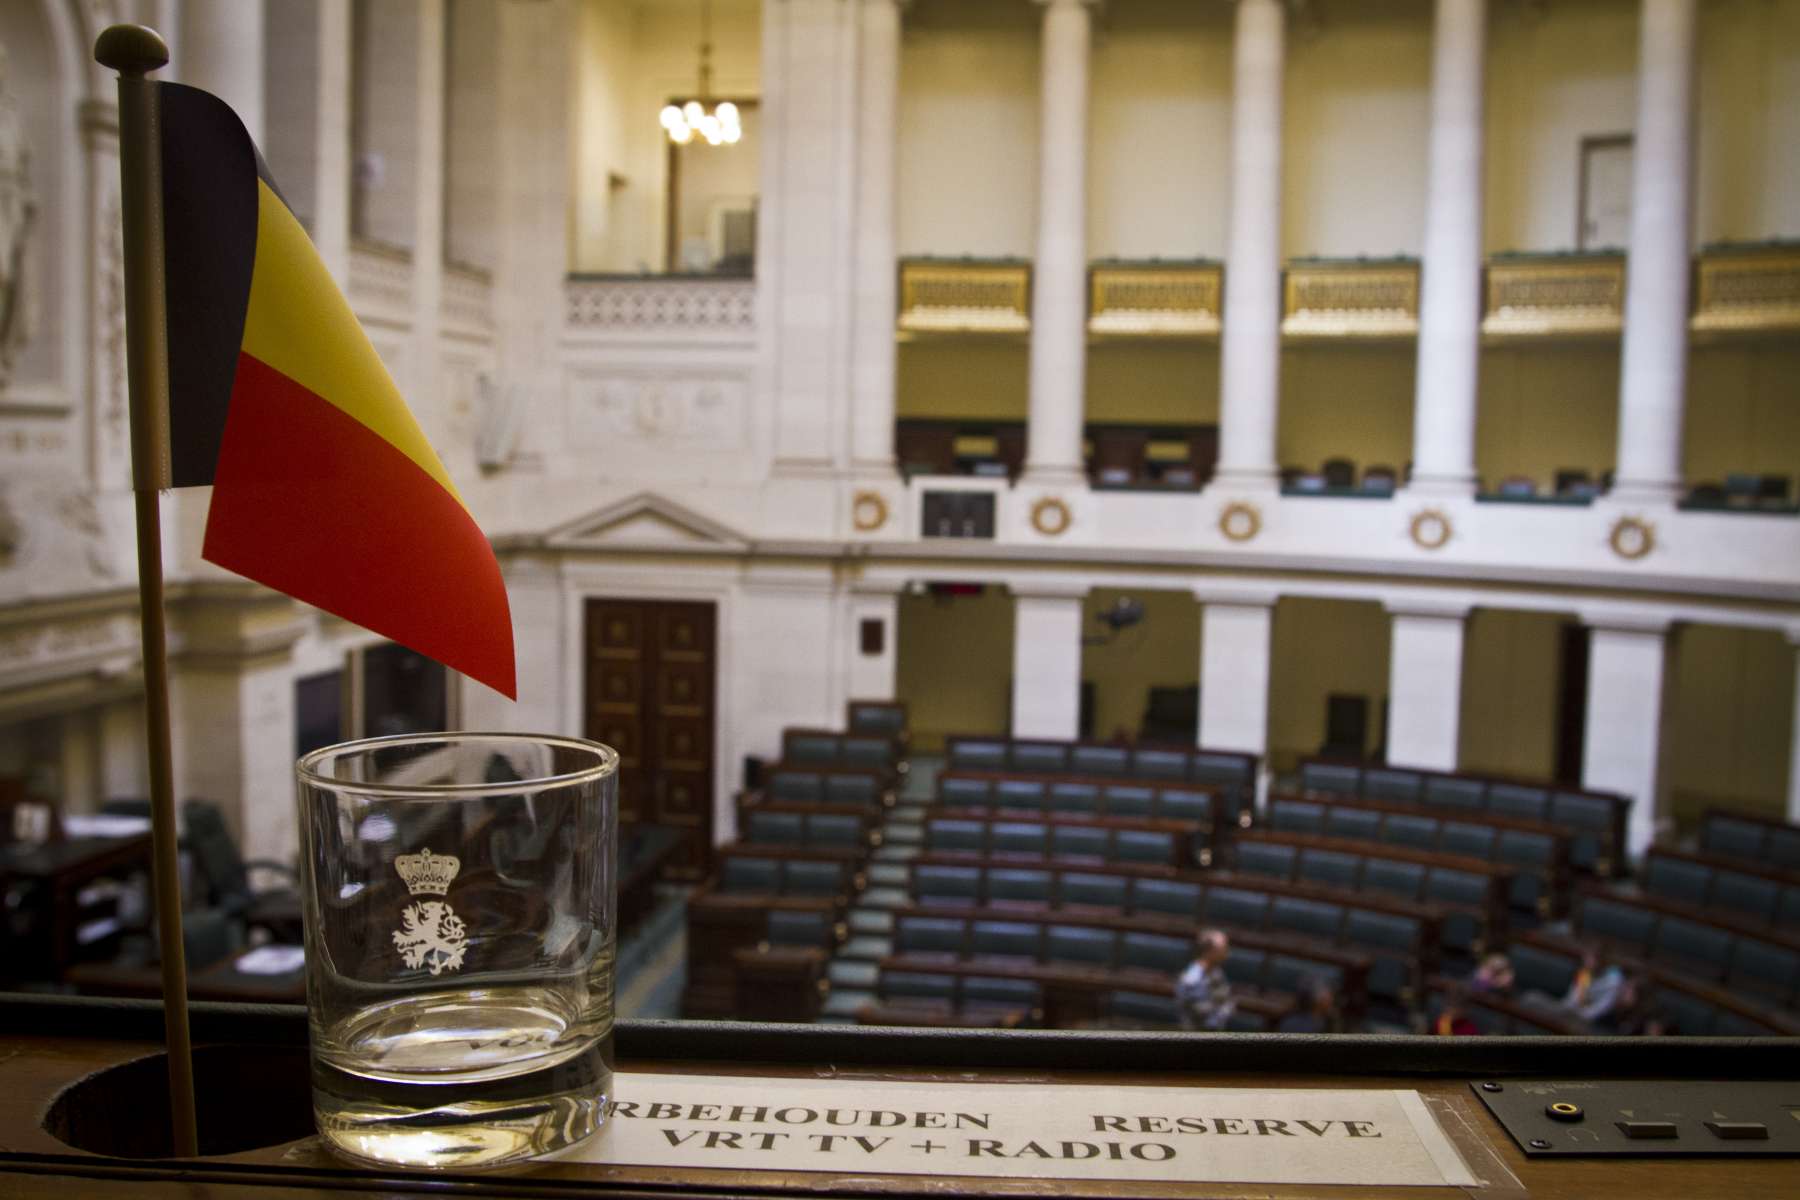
1703 1121 1769 1141
1616 1121 1679 1140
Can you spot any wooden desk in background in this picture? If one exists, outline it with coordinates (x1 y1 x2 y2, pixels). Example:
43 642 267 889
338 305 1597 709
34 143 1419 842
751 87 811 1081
0 834 153 980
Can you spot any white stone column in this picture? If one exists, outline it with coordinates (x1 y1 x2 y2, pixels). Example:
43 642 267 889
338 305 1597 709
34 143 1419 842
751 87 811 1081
1408 0 1485 497
1011 585 1086 739
849 0 904 477
180 0 267 147
1212 0 1285 490
1581 614 1670 857
1385 602 1470 771
1787 629 1800 824
170 596 308 864
314 0 354 282
1197 592 1275 757
1613 0 1698 504
763 0 861 473
1023 0 1096 486
58 711 101 814
411 0 448 445
99 698 148 801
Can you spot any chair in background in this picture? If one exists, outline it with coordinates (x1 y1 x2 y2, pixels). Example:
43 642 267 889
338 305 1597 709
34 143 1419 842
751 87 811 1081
1686 482 1725 507
1554 468 1595 499
1090 428 1147 489
1140 685 1199 745
1498 476 1538 498
1320 694 1370 761
1361 465 1397 494
182 799 304 944
1724 473 1760 507
1758 474 1791 509
1322 458 1356 489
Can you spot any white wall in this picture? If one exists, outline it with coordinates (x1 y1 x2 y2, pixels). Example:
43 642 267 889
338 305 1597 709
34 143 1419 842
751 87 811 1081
897 0 1039 258
1283 0 1432 258
1696 0 1800 244
1088 0 1232 260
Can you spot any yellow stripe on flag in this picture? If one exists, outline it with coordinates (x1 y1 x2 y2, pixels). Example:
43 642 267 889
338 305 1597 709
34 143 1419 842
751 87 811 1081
239 181 462 504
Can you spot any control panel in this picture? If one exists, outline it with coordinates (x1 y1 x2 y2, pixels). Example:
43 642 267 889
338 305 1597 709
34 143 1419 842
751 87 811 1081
1472 1080 1800 1156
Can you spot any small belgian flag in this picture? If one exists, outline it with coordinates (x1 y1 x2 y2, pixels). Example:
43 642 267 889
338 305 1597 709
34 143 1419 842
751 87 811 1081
157 82 515 700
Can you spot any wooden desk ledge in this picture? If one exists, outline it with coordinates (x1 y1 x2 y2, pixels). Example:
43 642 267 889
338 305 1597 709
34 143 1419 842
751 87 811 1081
1 995 1798 1198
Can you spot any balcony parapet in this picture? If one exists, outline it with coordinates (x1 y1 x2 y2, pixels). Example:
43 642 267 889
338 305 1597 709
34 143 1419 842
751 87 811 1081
1281 256 1420 339
1692 240 1800 337
564 274 756 337
440 261 493 338
1087 259 1222 338
898 258 1031 336
1482 250 1625 338
348 237 413 323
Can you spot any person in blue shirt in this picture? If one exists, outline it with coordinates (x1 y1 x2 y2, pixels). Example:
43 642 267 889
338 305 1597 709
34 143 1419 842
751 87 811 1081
1174 928 1235 1031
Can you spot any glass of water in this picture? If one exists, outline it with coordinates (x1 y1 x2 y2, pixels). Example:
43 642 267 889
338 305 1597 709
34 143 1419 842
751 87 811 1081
295 732 618 1169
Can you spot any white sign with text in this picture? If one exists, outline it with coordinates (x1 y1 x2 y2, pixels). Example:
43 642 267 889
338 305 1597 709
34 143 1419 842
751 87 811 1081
573 1072 1479 1188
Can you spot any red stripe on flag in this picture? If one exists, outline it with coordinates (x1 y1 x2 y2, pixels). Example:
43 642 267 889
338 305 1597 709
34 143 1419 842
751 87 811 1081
202 352 517 699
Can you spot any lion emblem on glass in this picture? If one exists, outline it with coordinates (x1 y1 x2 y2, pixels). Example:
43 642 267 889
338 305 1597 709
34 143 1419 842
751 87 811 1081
392 848 468 975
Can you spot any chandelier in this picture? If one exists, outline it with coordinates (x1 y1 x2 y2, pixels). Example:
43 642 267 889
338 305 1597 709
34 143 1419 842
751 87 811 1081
659 0 741 147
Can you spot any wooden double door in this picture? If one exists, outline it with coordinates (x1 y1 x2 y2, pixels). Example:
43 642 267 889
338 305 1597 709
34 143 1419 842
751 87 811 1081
583 599 716 879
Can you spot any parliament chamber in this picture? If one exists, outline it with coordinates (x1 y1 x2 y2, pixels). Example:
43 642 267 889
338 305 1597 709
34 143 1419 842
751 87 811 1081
3 0 1799 1192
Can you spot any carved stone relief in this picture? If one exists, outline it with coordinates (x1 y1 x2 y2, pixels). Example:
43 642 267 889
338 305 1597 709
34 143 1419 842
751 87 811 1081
569 370 748 451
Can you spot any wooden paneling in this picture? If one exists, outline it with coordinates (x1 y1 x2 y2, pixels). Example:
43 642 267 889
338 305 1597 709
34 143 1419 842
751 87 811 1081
584 599 717 879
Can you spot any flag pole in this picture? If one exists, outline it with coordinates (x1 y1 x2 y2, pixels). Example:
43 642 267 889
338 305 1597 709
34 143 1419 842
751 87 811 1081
94 24 198 1158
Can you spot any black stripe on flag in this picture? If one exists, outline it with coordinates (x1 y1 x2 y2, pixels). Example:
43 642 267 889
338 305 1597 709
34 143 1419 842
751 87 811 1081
158 82 259 489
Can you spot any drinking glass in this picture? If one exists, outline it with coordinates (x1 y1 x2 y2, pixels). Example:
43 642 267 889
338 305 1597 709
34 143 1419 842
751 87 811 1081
295 732 617 1169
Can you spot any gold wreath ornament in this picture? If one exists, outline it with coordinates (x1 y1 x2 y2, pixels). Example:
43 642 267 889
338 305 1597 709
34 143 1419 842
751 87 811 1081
1030 496 1072 537
1409 508 1452 550
1609 515 1655 560
1218 501 1262 543
851 490 888 533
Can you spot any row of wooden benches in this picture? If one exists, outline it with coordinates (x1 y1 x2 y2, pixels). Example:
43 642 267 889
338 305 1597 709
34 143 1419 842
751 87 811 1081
930 773 1600 916
1294 757 1628 875
943 736 1258 809
1697 807 1800 876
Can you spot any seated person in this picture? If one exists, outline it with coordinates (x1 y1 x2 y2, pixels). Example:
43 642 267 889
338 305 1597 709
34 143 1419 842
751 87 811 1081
1432 987 1480 1036
1561 950 1630 1026
1275 975 1337 1034
1469 952 1515 996
1174 929 1235 1031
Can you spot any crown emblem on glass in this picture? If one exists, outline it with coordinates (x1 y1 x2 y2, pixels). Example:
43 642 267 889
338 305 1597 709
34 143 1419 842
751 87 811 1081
395 848 461 896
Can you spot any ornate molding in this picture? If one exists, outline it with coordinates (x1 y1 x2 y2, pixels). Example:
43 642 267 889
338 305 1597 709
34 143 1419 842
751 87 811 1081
1029 495 1072 537
1692 243 1800 336
1218 500 1262 543
898 259 1030 335
1409 508 1452 551
1088 262 1221 337
440 262 494 335
1608 515 1655 561
565 277 755 333
349 238 414 315
1482 253 1625 338
850 490 889 533
1282 259 1420 339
